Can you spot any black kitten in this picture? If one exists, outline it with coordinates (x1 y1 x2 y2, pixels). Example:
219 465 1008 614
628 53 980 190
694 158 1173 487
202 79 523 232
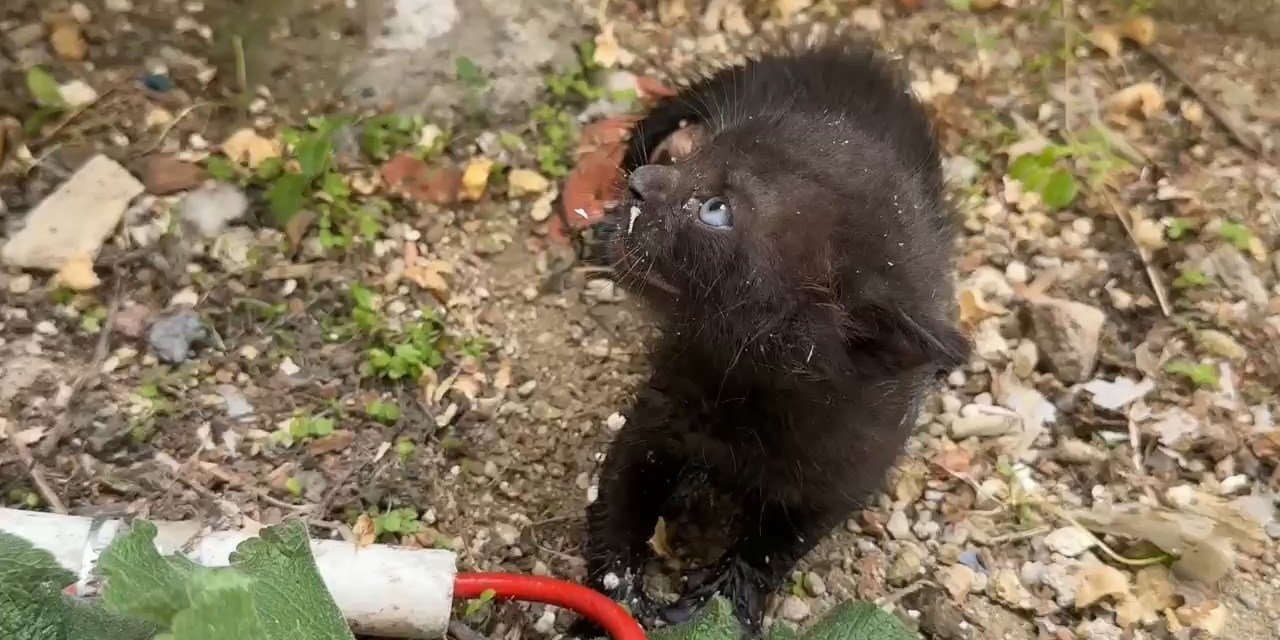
581 40 969 634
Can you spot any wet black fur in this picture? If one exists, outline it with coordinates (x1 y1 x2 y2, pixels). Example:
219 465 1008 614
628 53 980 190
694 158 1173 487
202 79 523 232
579 39 969 634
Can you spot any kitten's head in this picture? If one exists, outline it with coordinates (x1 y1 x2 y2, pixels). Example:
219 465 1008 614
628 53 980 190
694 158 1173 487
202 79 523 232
601 112 969 378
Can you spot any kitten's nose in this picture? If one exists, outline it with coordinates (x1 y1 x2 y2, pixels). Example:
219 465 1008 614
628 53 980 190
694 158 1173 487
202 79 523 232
627 164 678 201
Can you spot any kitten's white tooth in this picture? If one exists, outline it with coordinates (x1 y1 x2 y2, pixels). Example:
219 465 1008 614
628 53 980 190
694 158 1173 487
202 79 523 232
627 205 642 235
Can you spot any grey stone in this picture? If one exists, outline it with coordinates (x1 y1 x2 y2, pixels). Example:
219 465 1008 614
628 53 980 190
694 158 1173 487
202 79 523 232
344 0 588 123
147 310 208 364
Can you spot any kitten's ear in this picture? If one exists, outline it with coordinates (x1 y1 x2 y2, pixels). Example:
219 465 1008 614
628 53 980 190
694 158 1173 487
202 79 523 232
848 306 970 371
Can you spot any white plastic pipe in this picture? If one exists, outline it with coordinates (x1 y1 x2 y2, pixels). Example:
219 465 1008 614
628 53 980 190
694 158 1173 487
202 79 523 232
0 508 457 639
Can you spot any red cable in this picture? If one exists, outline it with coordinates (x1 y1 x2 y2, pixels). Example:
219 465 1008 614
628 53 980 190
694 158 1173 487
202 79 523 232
454 573 646 640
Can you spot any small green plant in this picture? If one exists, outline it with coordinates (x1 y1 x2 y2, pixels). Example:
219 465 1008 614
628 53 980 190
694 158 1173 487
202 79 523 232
1165 360 1220 388
80 305 109 334
372 508 424 537
462 588 497 622
1008 149 1078 210
1217 221 1255 252
284 477 304 497
270 414 336 447
364 313 446 382
1165 217 1195 240
395 438 417 462
460 337 490 360
1172 269 1210 289
359 113 423 161
23 66 67 135
365 400 402 425
529 41 621 178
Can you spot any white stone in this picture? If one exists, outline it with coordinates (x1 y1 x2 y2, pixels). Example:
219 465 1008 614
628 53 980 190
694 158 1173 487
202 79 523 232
1043 526 1096 557
2 155 143 270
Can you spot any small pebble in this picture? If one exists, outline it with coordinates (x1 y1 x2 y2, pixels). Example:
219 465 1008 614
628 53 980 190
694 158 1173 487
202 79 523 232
779 595 811 621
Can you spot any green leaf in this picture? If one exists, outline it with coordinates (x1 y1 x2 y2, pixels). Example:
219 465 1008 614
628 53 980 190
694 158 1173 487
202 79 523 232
798 601 916 640
295 131 335 180
946 0 972 10
26 67 66 109
1165 217 1195 240
455 57 487 89
1006 154 1043 185
0 530 76 590
284 477 303 497
1172 269 1209 289
1217 221 1254 251
649 596 742 640
97 521 202 626
266 173 309 227
227 521 354 640
163 569 269 640
205 156 238 182
1040 169 1078 209
1165 360 1219 388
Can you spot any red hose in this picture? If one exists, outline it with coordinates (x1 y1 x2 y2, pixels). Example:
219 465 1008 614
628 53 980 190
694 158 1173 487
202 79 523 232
453 573 646 640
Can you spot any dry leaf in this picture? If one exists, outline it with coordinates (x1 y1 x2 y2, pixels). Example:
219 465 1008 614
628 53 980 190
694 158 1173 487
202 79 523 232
494 360 512 390
352 513 377 547
1074 564 1131 609
958 288 1008 330
1089 15 1156 58
1107 82 1165 121
403 242 452 303
55 255 100 291
460 157 494 201
773 0 814 19
1119 15 1156 46
221 128 281 168
592 22 632 68
507 168 551 198
1176 600 1227 635
657 0 689 26
1088 24 1123 58
1071 488 1266 584
648 516 674 559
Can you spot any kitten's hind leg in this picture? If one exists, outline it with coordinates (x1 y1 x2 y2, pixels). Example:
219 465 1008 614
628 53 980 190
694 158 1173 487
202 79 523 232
661 501 842 635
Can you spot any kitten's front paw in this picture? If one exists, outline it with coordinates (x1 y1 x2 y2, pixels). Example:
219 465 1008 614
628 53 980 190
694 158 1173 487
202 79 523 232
568 565 659 637
660 556 769 635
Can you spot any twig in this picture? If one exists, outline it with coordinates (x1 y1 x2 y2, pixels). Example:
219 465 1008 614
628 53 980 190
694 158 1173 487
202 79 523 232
448 621 488 640
140 102 215 154
1101 188 1172 318
1140 45 1266 159
988 526 1052 545
10 440 68 514
35 85 119 145
37 279 124 457
1053 508 1175 568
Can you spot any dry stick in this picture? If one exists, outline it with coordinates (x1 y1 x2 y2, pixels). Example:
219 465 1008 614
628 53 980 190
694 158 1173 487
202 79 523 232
140 102 215 155
1101 188 1173 318
1140 45 1267 160
37 278 124 457
35 85 120 145
11 439 68 514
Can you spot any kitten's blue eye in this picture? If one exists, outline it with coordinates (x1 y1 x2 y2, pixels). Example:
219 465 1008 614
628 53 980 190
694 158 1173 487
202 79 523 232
698 197 732 228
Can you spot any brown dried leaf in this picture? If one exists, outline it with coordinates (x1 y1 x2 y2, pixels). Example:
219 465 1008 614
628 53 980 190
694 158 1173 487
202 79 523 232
1074 564 1131 609
1119 15 1156 46
1088 24 1123 58
55 255 100 291
221 128 282 169
648 516 674 559
1106 82 1165 121
958 288 1008 330
460 157 494 202
1175 600 1227 636
353 513 377 547
493 360 513 390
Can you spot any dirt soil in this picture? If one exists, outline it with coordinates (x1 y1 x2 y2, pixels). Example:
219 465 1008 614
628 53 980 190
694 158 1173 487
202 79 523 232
2 1 1279 639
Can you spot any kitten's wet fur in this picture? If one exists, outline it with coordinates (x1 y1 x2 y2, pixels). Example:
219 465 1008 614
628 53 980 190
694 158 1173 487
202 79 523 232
579 39 969 634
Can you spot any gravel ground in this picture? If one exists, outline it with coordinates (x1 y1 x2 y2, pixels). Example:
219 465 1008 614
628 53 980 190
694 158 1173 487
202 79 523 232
2 1 1279 639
